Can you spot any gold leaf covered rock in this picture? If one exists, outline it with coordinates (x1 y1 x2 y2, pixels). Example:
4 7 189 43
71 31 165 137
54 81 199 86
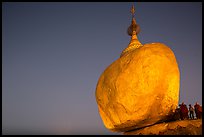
95 4 180 132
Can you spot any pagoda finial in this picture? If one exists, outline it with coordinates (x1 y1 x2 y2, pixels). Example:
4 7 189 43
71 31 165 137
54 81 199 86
127 3 140 36
131 3 135 18
121 3 143 57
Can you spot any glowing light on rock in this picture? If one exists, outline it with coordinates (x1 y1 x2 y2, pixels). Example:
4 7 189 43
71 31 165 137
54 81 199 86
95 4 180 132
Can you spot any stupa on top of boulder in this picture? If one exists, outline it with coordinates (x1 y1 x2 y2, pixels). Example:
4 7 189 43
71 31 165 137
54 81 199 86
95 4 180 132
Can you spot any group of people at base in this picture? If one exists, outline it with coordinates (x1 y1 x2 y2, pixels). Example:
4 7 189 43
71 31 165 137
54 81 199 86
173 102 202 121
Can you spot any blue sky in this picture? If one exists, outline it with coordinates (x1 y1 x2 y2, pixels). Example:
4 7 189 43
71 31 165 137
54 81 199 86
2 2 202 135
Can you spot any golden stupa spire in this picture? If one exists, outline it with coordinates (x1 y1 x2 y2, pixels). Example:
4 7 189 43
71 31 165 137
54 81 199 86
121 3 143 57
129 3 140 35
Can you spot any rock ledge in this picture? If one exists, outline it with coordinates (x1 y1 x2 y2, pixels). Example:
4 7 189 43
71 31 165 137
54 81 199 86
123 119 202 135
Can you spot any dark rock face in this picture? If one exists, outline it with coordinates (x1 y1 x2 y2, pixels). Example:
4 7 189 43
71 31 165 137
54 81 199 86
123 119 202 135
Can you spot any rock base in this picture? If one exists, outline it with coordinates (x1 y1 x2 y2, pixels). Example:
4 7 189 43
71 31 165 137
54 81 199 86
123 119 202 135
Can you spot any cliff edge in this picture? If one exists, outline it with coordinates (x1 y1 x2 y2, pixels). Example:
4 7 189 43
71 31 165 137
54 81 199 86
123 119 202 135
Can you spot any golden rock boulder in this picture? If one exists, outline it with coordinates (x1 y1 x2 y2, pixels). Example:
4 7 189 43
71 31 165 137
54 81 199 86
95 4 180 133
95 42 180 132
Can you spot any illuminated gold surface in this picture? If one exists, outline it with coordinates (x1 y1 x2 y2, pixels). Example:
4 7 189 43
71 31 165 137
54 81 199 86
95 42 180 132
121 31 142 57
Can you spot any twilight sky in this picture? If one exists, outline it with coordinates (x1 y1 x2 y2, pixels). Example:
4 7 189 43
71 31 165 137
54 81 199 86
2 2 202 135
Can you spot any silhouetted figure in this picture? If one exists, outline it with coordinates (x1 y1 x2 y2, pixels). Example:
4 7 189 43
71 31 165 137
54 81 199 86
189 104 194 119
173 106 181 120
194 102 202 119
178 104 182 120
180 102 188 120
